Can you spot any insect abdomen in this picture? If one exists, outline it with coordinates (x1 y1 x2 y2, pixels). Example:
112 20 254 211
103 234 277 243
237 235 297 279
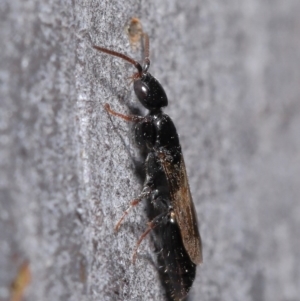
156 220 196 300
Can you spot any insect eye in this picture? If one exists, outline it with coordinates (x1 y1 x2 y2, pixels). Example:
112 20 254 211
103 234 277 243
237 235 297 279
134 80 149 102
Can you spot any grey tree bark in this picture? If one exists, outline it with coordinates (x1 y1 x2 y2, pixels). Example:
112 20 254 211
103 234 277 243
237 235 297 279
1 1 300 301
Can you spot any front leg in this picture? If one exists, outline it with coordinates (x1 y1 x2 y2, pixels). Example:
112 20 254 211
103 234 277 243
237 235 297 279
104 103 144 122
105 103 156 150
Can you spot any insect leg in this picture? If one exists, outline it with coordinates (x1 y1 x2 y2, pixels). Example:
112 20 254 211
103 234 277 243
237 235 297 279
132 210 170 263
104 103 144 122
114 187 151 232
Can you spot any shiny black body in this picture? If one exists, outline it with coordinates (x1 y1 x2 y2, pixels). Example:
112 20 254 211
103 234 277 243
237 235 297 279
154 216 196 301
144 149 196 301
134 107 197 300
93 38 201 300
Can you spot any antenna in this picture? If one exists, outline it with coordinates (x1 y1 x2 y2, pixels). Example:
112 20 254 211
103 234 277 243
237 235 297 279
92 45 143 77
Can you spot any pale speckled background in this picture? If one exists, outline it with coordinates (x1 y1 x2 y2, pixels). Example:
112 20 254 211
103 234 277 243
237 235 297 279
1 1 300 301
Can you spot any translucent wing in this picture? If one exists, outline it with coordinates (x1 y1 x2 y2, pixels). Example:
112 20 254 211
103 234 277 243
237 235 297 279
158 150 203 264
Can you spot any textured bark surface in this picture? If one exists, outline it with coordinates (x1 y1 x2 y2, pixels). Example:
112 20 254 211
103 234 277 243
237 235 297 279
1 1 300 301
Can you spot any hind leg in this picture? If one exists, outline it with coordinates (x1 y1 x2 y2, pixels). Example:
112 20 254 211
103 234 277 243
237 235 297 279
114 186 152 231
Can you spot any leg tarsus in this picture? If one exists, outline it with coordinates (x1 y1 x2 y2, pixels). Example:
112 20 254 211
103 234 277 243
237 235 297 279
114 189 151 232
132 210 170 263
114 198 141 232
132 224 153 264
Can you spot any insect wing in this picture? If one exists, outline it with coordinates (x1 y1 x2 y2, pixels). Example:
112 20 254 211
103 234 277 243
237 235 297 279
158 151 203 265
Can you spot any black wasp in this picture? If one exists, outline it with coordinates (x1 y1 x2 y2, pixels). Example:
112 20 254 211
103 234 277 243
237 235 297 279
93 32 202 300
